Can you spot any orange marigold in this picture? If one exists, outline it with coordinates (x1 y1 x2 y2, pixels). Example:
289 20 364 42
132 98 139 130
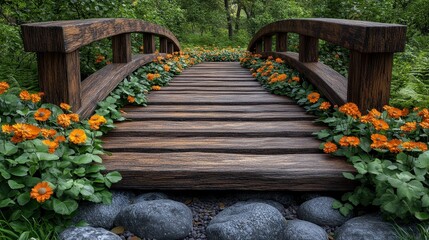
400 122 416 132
69 129 87 144
40 128 57 138
68 113 79 122
127 96 135 103
163 65 171 72
54 135 66 143
57 114 71 128
42 140 58 153
1 124 13 134
418 109 429 119
12 123 40 140
319 102 331 110
307 92 320 103
30 93 41 103
339 136 349 147
34 108 51 121
339 103 361 119
19 90 31 101
147 73 155 81
152 85 161 91
360 115 374 123
369 109 381 118
30 182 53 203
372 119 389 131
275 58 283 63
88 114 107 130
0 81 10 94
323 142 337 153
384 105 403 119
402 108 409 117
370 134 388 149
387 139 402 153
339 136 360 147
420 119 429 129
60 103 71 111
291 76 300 82
402 141 428 151
95 55 105 63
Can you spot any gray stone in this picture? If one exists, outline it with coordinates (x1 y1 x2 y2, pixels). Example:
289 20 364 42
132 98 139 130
133 192 168 203
73 191 134 229
60 226 121 240
284 220 328 240
206 202 286 240
241 199 285 214
297 196 351 227
335 214 398 240
114 199 192 240
235 191 295 206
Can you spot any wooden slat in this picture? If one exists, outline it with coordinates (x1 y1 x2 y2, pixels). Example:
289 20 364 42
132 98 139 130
102 152 355 191
121 104 306 112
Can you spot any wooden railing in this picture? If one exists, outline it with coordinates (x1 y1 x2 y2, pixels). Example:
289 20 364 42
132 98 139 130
21 18 180 117
248 18 407 111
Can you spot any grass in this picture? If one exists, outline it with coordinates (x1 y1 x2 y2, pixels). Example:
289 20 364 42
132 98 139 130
0 216 59 240
395 222 429 240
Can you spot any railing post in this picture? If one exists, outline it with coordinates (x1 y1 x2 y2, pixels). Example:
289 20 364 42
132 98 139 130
264 36 272 52
159 37 168 53
37 51 81 110
348 51 393 111
299 35 318 62
276 33 288 52
255 41 263 53
167 42 174 54
112 33 131 63
143 33 156 54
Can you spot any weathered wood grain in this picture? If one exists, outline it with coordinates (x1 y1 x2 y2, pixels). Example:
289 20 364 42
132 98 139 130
112 33 131 63
121 104 306 112
146 93 294 104
276 32 288 52
102 152 355 191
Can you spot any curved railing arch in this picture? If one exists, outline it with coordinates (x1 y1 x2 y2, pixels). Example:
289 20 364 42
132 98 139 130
248 18 407 111
21 18 181 117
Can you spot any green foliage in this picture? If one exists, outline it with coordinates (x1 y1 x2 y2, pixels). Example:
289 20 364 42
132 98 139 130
395 222 429 240
0 214 59 240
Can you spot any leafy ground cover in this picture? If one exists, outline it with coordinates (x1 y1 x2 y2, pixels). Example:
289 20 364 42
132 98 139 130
240 52 429 227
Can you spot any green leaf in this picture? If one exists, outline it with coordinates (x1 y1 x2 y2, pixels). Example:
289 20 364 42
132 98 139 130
0 168 11 179
342 172 355 180
415 212 429 221
80 184 94 197
0 198 15 208
53 198 78 215
415 151 429 168
332 200 342 209
106 171 122 183
9 166 29 177
339 206 351 216
0 140 18 156
397 184 413 201
8 180 25 189
72 154 93 164
359 137 371 153
17 192 30 206
18 231 30 240
354 162 367 174
36 152 59 161
422 194 429 208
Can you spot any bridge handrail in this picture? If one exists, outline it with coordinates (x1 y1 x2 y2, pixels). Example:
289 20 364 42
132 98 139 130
21 18 180 117
248 18 407 110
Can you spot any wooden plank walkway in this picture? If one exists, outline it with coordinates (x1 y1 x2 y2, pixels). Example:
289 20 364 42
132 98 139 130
102 62 355 191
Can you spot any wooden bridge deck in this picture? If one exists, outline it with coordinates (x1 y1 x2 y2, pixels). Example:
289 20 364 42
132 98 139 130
102 62 355 191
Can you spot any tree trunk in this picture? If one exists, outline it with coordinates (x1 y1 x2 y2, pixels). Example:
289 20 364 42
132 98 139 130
224 0 233 40
235 0 242 34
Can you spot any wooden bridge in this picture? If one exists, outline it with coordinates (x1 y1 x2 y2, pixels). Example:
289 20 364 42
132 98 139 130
21 18 406 191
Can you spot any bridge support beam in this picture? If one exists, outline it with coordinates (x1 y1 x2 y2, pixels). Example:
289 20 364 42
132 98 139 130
264 36 272 52
299 35 318 62
276 33 288 52
112 33 132 63
159 37 168 53
348 51 393 111
143 33 156 54
37 51 81 111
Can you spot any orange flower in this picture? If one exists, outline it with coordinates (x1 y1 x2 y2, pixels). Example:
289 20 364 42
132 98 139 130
54 135 66 143
95 55 105 63
147 73 155 81
12 123 40 140
339 136 360 147
19 90 31 101
30 182 53 203
370 134 388 149
60 103 71 111
152 85 161 91
372 119 389 131
307 92 320 103
384 105 403 119
369 109 381 118
416 142 428 151
339 103 361 119
275 58 283 63
400 122 416 132
57 114 71 128
11 135 24 143
291 76 300 82
31 93 41 103
69 129 87 144
68 113 79 122
42 139 58 153
40 128 57 138
418 109 429 119
88 114 107 130
402 141 428 151
402 108 409 117
34 108 51 121
0 81 10 94
420 119 429 129
360 115 373 123
323 142 337 153
319 102 331 110
163 65 171 72
1 124 13 134
127 96 135 103
387 139 402 153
